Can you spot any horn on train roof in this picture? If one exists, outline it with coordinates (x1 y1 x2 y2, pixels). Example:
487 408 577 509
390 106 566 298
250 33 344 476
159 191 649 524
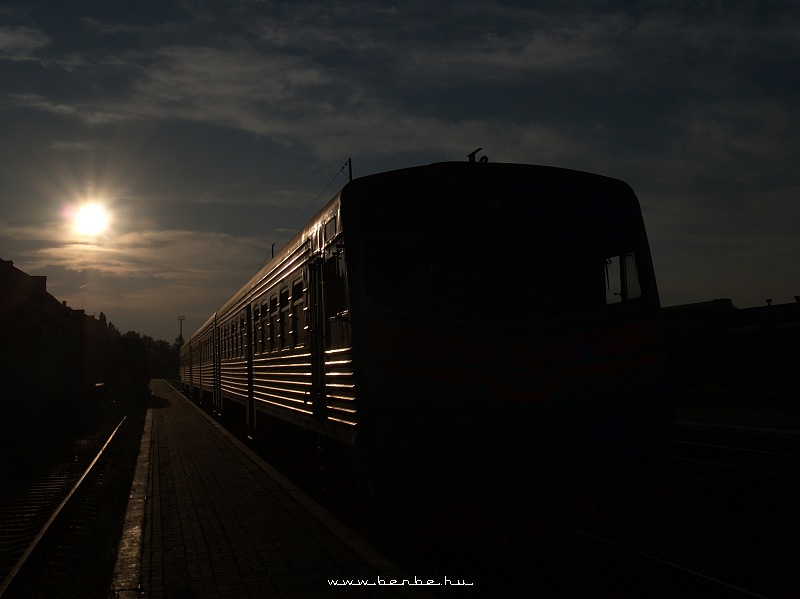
467 148 488 163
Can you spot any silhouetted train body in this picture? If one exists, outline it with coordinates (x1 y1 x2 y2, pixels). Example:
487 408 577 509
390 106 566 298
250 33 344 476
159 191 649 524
180 161 672 494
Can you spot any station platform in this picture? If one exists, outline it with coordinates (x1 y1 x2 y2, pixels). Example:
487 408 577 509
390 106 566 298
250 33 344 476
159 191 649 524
110 379 428 598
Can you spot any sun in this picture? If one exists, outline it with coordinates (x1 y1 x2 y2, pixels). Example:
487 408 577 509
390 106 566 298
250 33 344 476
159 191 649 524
74 203 110 235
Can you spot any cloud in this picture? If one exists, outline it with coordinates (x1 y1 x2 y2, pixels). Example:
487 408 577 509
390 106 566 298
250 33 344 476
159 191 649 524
8 2 795 166
49 140 107 151
4 220 266 278
4 37 581 162
407 12 631 77
0 26 50 59
111 37 589 161
5 93 77 115
133 45 334 120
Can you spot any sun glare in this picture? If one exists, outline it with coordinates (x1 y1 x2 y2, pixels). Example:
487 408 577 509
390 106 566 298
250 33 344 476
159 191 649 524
73 203 110 236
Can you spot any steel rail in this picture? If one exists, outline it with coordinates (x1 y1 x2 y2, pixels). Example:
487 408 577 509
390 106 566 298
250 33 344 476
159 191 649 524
674 439 799 459
0 417 127 598
574 528 771 599
672 439 798 477
671 455 797 477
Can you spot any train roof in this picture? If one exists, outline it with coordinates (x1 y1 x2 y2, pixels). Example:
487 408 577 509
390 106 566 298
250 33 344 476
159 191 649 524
342 161 630 192
183 160 638 346
182 189 340 349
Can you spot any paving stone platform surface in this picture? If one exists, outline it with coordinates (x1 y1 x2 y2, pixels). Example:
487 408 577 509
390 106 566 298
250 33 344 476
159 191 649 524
111 379 428 598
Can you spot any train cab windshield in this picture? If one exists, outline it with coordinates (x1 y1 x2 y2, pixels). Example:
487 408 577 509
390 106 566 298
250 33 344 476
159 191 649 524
353 166 650 320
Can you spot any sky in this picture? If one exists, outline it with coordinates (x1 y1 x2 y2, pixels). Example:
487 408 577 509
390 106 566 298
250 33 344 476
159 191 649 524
1 0 798 342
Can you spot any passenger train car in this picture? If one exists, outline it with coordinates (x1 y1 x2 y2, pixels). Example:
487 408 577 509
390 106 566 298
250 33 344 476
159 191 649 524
180 160 672 494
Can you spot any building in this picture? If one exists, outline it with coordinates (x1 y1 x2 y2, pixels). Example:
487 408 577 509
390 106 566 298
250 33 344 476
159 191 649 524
1 259 110 443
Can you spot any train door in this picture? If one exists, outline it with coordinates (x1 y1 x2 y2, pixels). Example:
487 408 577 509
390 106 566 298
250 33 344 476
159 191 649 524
308 258 327 420
308 215 351 421
323 232 351 350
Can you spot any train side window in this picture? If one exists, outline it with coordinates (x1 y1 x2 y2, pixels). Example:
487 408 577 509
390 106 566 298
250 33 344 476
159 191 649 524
291 279 304 347
323 247 347 318
605 252 641 304
269 295 278 352
280 286 290 349
253 305 260 353
605 256 621 304
260 301 268 353
322 243 349 349
324 216 337 242
624 253 641 299
241 317 247 358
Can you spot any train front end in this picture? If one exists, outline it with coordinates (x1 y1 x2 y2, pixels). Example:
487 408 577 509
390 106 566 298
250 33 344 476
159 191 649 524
341 162 673 494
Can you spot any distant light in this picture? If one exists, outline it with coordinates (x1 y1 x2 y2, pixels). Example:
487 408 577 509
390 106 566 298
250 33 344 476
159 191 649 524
74 203 110 235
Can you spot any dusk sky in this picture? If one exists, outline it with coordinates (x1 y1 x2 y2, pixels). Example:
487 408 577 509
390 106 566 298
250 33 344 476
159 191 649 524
1 0 798 342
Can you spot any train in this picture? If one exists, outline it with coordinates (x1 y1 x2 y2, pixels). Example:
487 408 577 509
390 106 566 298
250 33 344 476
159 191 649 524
180 159 673 495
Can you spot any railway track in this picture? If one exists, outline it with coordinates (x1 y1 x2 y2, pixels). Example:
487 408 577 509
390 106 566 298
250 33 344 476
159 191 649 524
672 438 799 477
296 429 799 597
571 527 776 599
0 418 126 597
561 435 799 598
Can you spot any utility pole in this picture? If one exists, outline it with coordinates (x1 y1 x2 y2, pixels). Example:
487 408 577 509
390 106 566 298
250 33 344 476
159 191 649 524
178 315 185 343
